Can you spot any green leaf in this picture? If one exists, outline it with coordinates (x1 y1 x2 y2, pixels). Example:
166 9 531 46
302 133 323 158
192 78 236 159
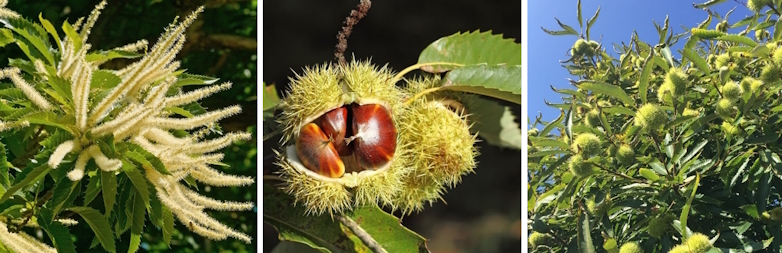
577 0 583 28
577 207 595 253
0 164 51 203
127 233 141 253
49 177 78 215
68 207 116 253
639 168 661 181
441 64 521 104
8 17 55 65
0 28 15 48
715 35 757 47
417 30 520 73
91 70 122 89
466 97 522 149
123 143 169 175
347 206 428 252
682 49 710 75
61 20 82 52
555 17 580 37
541 111 564 137
101 171 117 218
122 162 150 206
542 27 578 36
172 73 220 87
649 161 669 176
40 221 77 253
680 173 701 241
38 13 62 53
531 139 569 149
85 50 143 63
774 19 782 41
264 183 427 252
263 82 281 111
693 0 726 8
577 80 633 105
0 142 11 188
162 205 174 245
130 191 146 235
22 111 75 134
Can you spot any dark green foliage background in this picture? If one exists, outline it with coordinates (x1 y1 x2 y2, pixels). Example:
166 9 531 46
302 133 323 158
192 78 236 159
263 1 521 253
1 0 257 252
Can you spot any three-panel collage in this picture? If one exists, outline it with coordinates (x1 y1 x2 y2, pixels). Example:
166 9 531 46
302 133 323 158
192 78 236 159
0 0 778 252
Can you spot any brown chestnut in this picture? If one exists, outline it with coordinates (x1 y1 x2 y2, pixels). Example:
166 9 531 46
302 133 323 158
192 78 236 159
295 123 345 178
318 107 353 156
350 104 397 170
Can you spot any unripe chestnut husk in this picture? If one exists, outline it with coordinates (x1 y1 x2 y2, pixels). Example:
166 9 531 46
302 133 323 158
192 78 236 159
276 60 412 215
390 78 478 214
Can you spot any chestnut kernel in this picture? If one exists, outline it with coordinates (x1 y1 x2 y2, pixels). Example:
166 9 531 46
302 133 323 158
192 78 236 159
350 104 397 170
318 107 353 156
295 123 345 178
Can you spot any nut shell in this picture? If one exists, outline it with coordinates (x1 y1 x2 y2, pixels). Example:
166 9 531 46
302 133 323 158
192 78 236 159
318 107 353 156
351 104 397 170
295 123 345 178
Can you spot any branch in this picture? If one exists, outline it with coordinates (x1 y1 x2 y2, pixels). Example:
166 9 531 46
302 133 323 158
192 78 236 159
336 214 387 253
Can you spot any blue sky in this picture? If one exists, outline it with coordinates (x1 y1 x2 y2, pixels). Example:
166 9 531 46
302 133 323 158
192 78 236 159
528 1 755 128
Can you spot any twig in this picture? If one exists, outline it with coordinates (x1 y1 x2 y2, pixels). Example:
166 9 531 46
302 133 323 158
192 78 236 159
336 214 387 253
334 0 372 66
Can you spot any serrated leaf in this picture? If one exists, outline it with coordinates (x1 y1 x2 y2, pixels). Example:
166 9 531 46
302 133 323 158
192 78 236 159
680 173 701 241
577 81 633 105
7 17 55 65
775 19 782 41
683 49 710 75
162 205 174 245
61 20 81 52
91 70 121 89
0 28 14 47
164 106 194 118
38 13 62 53
639 168 661 181
127 233 141 253
122 162 150 206
264 183 428 253
441 64 521 104
715 35 757 47
466 97 522 149
22 110 74 134
173 73 220 87
586 6 600 40
0 164 50 203
417 30 520 73
130 191 146 235
40 221 76 253
0 142 10 188
693 0 726 8
123 143 169 175
85 50 143 63
649 161 668 175
347 206 428 252
83 174 100 206
68 207 116 253
577 207 595 253
101 171 117 218
147 187 163 228
542 27 578 36
555 17 579 37
577 0 583 28
49 176 78 215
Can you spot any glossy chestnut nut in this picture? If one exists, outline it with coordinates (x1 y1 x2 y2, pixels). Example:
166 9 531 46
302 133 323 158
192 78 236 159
295 123 345 178
350 104 397 170
318 107 353 156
